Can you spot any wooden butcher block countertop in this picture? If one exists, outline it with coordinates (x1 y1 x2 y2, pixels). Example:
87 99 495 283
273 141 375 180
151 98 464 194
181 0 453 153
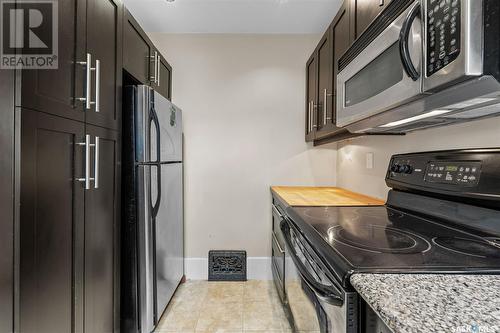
271 186 385 207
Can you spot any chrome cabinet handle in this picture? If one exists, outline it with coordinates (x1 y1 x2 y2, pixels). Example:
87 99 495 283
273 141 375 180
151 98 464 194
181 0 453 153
323 89 328 125
155 51 158 83
76 53 91 109
95 60 100 113
77 135 91 190
94 137 99 189
272 232 285 254
379 0 384 6
307 101 312 134
150 51 158 83
157 54 161 87
312 102 317 129
85 53 92 110
76 135 98 190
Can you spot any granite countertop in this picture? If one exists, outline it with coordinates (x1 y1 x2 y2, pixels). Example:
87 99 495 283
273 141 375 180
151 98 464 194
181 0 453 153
351 273 500 333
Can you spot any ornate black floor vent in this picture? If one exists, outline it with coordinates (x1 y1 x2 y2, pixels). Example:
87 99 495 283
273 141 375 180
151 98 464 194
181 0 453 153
208 250 247 281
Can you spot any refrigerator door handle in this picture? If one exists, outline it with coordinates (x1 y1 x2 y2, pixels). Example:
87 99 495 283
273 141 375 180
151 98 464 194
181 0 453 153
149 104 162 219
150 164 161 220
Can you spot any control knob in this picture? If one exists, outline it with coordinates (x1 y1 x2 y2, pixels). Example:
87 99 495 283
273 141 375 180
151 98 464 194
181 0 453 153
400 164 413 174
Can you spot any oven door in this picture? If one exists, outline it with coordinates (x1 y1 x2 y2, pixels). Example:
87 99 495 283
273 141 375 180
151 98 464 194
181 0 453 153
337 1 424 127
281 219 358 333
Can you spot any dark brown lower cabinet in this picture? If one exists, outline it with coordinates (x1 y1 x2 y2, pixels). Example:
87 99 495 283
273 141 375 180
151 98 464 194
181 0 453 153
19 110 120 333
20 110 85 333
84 125 120 333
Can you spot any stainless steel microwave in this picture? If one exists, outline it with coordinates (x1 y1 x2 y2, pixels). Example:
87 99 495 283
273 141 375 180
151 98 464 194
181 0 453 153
337 0 500 133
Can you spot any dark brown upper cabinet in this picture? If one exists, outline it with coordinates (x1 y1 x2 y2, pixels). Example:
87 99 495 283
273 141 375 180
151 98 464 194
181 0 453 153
20 0 122 130
305 53 317 142
155 53 173 101
123 10 173 100
20 0 86 123
123 9 153 85
353 0 392 38
85 0 123 130
315 30 332 137
305 0 356 144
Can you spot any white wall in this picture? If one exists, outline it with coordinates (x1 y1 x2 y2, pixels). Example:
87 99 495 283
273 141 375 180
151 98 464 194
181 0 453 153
149 34 336 271
337 117 500 200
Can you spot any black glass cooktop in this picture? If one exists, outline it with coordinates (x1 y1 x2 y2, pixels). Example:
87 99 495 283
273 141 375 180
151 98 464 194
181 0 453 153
289 206 500 271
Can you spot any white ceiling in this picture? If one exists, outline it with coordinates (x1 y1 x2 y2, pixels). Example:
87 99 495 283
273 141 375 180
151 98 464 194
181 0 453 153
123 0 342 34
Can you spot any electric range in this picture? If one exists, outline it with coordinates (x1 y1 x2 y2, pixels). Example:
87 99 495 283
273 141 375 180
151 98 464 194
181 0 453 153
279 149 500 333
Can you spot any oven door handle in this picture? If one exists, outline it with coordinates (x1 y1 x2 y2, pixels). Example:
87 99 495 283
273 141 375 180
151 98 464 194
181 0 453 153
280 220 344 307
399 1 421 81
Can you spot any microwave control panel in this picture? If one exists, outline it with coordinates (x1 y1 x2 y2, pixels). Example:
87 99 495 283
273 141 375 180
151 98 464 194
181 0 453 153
426 0 461 77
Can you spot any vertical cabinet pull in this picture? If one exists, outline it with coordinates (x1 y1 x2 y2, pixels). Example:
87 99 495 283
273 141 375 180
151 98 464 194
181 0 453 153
379 0 384 6
150 51 158 83
312 102 317 129
323 89 328 125
157 54 161 87
76 53 99 112
94 137 100 189
77 135 91 190
86 53 92 110
95 60 100 113
308 101 312 133
76 135 99 190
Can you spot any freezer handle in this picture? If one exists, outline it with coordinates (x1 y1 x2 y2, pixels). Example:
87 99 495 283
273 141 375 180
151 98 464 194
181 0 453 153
149 104 162 219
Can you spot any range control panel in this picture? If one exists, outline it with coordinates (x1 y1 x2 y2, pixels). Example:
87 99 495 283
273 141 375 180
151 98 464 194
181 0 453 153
426 0 461 77
425 161 481 186
386 150 500 204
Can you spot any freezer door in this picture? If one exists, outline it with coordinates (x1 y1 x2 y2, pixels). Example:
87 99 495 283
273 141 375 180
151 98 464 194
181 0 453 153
150 91 183 163
136 164 155 333
150 163 184 321
134 85 153 164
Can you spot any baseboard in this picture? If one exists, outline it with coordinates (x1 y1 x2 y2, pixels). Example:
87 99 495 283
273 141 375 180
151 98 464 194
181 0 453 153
184 257 272 280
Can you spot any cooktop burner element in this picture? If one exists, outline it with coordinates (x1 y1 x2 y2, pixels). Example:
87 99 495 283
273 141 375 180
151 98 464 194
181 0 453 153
288 205 500 271
433 237 500 259
329 225 430 254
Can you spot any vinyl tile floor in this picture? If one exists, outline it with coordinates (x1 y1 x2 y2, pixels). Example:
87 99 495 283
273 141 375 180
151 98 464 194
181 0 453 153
154 280 292 333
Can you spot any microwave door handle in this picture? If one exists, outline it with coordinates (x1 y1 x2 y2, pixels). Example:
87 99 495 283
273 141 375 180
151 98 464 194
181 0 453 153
399 2 421 81
280 220 344 306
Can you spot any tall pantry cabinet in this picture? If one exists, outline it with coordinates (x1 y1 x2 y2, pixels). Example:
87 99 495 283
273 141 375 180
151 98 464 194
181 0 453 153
16 0 122 332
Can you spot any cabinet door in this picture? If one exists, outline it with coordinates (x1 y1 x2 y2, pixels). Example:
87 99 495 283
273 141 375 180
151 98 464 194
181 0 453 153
315 30 333 137
20 110 85 333
86 0 122 130
355 0 392 37
156 55 173 101
0 66 14 333
332 0 355 126
123 10 153 85
20 0 86 122
84 126 120 333
305 53 317 142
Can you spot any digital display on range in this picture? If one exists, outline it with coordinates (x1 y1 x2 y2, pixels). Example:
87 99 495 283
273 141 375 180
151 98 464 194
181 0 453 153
425 161 481 186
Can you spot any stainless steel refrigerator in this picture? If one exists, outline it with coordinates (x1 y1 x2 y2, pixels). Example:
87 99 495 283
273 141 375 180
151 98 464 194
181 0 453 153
122 85 184 333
